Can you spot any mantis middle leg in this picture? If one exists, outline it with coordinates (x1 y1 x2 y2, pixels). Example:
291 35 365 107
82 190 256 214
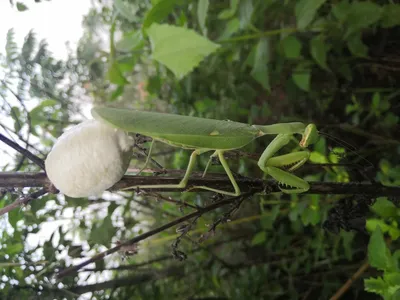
123 149 241 196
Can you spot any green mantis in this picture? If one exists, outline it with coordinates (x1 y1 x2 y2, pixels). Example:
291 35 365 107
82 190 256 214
92 107 319 196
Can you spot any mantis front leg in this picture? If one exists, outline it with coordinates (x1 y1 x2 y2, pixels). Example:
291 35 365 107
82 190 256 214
257 134 311 193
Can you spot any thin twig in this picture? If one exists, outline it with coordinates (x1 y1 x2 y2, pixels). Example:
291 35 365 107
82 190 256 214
0 188 49 216
0 133 45 170
329 261 369 300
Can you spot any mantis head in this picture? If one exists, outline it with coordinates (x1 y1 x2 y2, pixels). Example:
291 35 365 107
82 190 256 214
299 124 318 148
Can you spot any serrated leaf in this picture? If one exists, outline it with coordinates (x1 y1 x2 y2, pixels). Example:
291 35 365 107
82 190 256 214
16 2 28 12
10 106 22 133
368 226 391 271
197 0 209 35
372 197 398 218
250 38 270 91
143 0 177 30
364 277 389 296
114 0 138 22
251 231 267 245
282 35 302 59
310 35 329 70
292 69 310 92
347 33 368 57
295 0 327 30
147 23 220 78
115 31 144 52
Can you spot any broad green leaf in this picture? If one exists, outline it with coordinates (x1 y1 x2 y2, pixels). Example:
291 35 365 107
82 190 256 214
218 0 239 20
282 35 302 59
143 0 177 30
295 0 327 30
239 0 254 29
385 272 400 288
197 0 209 35
368 226 391 271
292 69 310 92
116 31 144 52
345 2 382 38
114 0 138 22
107 61 129 85
310 35 329 70
251 231 267 245
16 2 28 12
364 277 389 296
147 23 220 78
250 38 270 91
347 33 368 57
332 1 351 21
371 197 398 218
381 4 400 28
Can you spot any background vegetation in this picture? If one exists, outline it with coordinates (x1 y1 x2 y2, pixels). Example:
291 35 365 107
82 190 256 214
1 0 400 299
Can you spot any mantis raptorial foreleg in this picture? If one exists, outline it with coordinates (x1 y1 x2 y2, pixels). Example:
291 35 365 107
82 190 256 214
257 134 310 193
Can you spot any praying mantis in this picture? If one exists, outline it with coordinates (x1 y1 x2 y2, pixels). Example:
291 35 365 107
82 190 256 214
92 107 319 196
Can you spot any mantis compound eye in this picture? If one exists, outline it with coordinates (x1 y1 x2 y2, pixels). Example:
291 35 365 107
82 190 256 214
300 124 319 148
45 119 133 198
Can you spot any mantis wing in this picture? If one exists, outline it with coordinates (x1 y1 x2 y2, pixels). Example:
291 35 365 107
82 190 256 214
92 107 259 149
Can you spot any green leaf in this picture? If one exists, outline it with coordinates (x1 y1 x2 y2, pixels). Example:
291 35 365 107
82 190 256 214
292 68 310 92
107 61 129 85
368 226 391 271
367 219 400 241
16 2 28 12
147 23 220 78
345 2 382 38
90 216 116 247
114 0 138 22
10 106 22 133
295 0 327 30
115 31 144 52
282 35 302 59
364 277 389 296
251 231 267 245
260 205 280 230
381 4 400 28
110 86 125 101
250 38 270 91
372 197 398 218
310 35 329 70
347 33 368 57
8 208 23 229
197 0 209 35
218 0 239 20
143 0 177 30
238 0 254 29
218 18 241 41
